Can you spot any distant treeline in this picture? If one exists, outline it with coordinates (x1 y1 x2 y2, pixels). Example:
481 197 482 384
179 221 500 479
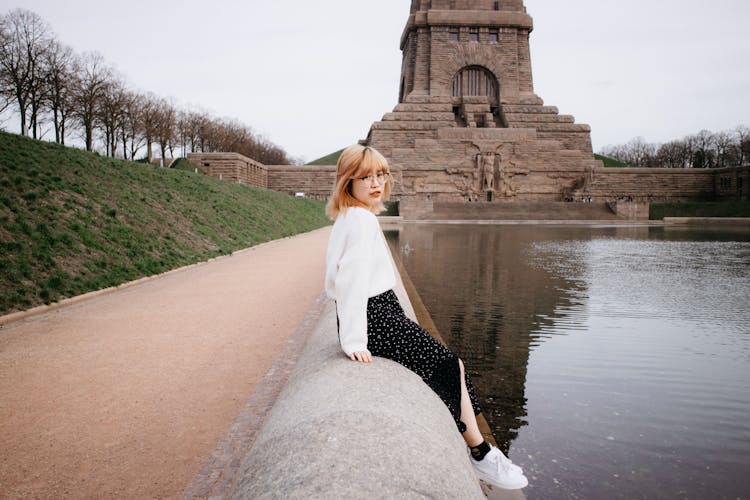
0 8 295 165
598 125 749 169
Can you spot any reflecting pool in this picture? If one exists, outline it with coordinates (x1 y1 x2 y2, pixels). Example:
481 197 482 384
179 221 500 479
387 224 750 500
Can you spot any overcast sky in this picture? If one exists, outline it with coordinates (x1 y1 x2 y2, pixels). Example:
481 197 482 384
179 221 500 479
2 0 749 162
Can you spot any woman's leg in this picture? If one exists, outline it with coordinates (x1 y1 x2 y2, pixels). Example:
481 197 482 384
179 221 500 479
458 359 484 447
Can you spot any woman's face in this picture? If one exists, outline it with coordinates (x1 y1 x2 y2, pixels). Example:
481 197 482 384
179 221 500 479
350 168 387 211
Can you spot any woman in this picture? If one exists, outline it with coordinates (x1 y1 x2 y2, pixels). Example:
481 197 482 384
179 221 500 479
324 144 528 490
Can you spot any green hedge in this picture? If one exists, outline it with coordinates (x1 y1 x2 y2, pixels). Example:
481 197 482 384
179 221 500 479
649 201 750 220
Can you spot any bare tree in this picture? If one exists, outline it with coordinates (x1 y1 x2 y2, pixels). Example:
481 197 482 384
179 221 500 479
254 136 291 165
0 9 52 137
153 97 176 163
690 130 716 168
43 39 76 144
600 137 657 168
120 90 144 160
183 110 208 153
734 125 750 166
655 140 690 168
26 38 51 139
2 9 299 165
97 76 127 157
0 23 12 115
175 109 208 157
601 126 750 169
137 92 161 161
713 131 733 169
71 51 111 151
176 109 190 157
197 116 222 152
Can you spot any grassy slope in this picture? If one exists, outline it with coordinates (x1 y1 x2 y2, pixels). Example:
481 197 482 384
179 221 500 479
306 149 344 165
0 131 330 315
169 157 205 173
594 153 631 168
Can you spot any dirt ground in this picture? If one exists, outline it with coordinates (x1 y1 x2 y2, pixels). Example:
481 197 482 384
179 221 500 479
0 227 331 499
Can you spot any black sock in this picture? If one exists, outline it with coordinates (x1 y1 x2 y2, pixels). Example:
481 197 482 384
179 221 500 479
470 441 491 461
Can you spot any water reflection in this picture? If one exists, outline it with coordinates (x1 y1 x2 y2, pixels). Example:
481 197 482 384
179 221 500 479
388 226 639 447
387 224 750 500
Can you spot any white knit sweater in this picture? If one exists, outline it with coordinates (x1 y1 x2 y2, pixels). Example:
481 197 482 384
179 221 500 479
325 207 397 355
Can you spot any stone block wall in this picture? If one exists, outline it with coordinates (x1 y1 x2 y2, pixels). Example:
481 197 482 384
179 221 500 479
587 168 716 202
184 149 742 221
186 153 334 200
187 153 268 188
715 166 749 201
266 165 336 200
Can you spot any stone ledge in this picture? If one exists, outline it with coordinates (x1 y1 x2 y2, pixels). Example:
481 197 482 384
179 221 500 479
511 123 591 132
393 102 454 113
663 217 750 226
502 105 560 114
228 298 485 499
505 113 575 124
422 10 533 29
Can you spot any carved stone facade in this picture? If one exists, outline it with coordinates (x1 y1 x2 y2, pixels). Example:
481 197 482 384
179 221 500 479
186 153 748 219
367 0 605 217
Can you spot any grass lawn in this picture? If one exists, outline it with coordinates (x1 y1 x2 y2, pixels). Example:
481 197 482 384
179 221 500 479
0 131 330 315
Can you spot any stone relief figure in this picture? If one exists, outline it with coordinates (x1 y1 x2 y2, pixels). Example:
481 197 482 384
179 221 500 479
476 152 496 192
445 168 474 201
473 153 482 190
497 171 516 197
497 155 524 199
482 152 495 192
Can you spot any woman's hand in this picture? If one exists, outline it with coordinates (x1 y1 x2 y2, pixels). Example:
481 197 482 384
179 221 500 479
349 351 372 363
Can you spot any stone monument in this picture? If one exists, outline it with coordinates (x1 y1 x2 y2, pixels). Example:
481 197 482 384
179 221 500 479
186 0 744 217
366 0 603 218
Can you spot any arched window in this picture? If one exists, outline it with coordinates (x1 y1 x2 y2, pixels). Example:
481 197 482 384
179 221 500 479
451 66 498 101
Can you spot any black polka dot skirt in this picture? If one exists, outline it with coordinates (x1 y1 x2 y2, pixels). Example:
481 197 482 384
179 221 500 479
364 289 482 433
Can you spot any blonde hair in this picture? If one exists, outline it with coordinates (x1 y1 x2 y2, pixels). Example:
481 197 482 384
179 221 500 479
325 144 392 219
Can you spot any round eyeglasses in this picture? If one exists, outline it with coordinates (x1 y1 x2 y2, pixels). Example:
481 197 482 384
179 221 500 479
354 172 391 185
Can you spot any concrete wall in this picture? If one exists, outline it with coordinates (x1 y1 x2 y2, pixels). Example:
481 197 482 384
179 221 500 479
229 297 485 499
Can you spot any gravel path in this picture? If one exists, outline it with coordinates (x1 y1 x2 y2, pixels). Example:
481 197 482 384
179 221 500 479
0 227 331 499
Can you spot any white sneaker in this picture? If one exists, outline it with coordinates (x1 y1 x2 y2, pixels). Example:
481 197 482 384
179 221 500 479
470 446 528 490
469 446 523 475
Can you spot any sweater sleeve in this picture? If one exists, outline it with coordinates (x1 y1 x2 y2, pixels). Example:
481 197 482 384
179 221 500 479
334 212 376 356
